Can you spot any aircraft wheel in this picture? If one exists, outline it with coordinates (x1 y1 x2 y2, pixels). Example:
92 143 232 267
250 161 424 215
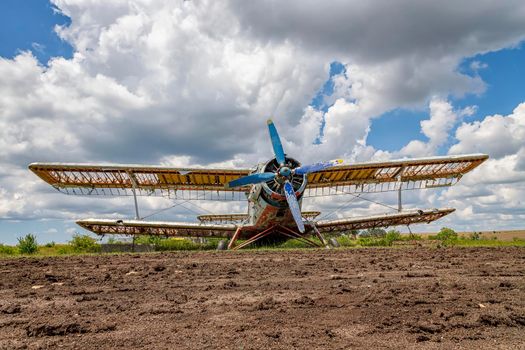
217 240 228 251
329 238 340 248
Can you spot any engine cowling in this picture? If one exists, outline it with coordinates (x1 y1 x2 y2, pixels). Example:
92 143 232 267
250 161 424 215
260 157 307 207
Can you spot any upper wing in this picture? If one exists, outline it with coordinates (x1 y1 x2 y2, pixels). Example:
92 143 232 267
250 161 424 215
305 154 488 197
77 218 238 238
29 163 252 200
313 208 454 233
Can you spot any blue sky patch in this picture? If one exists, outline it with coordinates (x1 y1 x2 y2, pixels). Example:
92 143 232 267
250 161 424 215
0 0 73 64
454 43 525 118
368 108 429 151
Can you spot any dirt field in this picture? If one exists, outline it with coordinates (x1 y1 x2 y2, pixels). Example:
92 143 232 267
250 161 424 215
1 247 524 349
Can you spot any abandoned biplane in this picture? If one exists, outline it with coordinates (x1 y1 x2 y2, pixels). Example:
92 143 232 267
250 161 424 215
29 119 488 249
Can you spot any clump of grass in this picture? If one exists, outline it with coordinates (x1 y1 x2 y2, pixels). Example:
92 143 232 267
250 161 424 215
0 244 18 256
277 238 316 249
404 233 422 241
336 235 358 247
155 238 200 251
153 237 221 251
56 244 75 255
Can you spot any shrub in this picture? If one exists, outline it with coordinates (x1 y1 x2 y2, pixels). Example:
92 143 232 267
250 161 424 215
70 234 100 253
44 241 56 248
469 232 481 241
385 230 401 244
435 227 458 241
17 234 38 254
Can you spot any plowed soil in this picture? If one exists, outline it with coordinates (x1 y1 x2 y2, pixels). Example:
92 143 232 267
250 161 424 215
1 247 524 349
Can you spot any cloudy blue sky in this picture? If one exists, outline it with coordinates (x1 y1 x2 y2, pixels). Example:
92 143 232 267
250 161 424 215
1 0 524 244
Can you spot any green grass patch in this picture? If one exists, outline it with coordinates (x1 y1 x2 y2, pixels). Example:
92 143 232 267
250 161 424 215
155 237 219 251
449 238 525 247
0 244 18 256
1 231 525 258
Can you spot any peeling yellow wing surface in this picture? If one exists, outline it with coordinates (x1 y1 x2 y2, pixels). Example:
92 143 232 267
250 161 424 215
28 163 252 200
314 208 455 233
305 154 488 197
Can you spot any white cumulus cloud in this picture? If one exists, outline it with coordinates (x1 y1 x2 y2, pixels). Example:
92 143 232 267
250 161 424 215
1 0 525 238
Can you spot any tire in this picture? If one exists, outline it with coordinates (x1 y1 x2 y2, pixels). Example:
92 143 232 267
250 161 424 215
329 238 340 248
217 240 228 251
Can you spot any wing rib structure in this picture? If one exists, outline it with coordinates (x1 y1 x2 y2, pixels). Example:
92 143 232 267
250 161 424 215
313 208 455 233
77 219 239 238
305 154 488 196
28 163 252 199
78 208 453 238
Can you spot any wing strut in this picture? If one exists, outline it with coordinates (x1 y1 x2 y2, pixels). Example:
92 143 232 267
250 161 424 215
127 171 141 219
227 226 243 250
397 172 403 213
306 220 330 248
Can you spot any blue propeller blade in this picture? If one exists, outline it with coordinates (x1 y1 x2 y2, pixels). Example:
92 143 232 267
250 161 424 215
283 180 305 233
294 159 343 175
267 119 286 165
225 172 275 188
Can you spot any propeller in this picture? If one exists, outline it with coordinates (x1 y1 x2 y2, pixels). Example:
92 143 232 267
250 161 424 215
294 159 343 175
283 180 305 232
267 119 286 165
225 172 275 189
225 118 344 233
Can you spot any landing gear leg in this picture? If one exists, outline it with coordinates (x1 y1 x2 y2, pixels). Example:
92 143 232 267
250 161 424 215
227 226 242 250
309 221 330 249
232 225 276 250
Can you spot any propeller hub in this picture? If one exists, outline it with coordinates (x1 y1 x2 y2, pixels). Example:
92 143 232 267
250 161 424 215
279 166 292 178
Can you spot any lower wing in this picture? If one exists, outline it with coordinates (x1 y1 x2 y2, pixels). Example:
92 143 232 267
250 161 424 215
77 219 239 238
312 208 454 232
